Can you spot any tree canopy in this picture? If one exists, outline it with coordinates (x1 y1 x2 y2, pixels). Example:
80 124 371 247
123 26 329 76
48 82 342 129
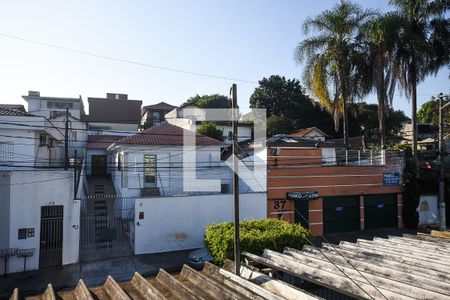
347 102 409 144
249 75 334 136
197 122 224 141
295 0 376 148
418 96 450 125
182 94 230 108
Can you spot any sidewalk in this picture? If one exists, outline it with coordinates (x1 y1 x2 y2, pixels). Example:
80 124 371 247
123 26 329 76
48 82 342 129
0 249 193 299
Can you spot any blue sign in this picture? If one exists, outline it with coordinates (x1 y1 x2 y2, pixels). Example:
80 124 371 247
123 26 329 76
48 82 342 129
383 173 400 186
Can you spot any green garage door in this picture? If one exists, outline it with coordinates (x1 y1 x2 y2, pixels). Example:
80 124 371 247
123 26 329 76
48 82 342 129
323 196 360 234
364 194 398 229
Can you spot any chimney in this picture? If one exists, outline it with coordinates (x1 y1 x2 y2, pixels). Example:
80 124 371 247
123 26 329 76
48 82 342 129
28 91 40 97
106 93 128 100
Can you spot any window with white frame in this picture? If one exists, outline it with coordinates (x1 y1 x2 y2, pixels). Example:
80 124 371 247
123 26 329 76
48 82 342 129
0 142 13 165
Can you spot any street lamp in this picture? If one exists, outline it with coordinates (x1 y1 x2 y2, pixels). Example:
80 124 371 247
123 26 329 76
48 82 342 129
438 92 449 231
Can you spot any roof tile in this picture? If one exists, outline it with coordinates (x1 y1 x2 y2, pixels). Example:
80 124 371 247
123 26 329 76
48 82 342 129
115 123 223 146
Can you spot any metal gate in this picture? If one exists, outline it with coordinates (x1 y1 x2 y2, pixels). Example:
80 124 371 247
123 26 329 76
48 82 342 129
39 205 63 268
80 204 134 262
323 196 360 234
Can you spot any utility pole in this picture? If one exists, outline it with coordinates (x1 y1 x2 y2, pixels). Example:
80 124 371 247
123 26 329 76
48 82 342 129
74 150 78 199
439 92 448 231
231 83 240 276
64 107 69 170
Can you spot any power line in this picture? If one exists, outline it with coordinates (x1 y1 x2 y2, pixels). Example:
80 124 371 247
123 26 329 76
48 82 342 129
0 32 258 85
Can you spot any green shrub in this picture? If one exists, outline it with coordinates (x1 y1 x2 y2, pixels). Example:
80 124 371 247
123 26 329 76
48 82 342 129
204 218 310 264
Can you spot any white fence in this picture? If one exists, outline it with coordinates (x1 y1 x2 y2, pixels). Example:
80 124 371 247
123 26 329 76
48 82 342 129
133 193 267 254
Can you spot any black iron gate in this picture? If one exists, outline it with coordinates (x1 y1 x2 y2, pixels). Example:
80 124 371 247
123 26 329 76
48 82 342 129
39 205 63 268
80 206 134 262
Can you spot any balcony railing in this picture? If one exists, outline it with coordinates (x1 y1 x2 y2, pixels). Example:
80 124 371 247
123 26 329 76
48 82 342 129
322 149 386 166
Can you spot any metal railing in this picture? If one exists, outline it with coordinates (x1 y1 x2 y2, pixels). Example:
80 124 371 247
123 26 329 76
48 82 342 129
322 150 386 166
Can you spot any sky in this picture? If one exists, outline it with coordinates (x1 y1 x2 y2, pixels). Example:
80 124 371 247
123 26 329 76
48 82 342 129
0 0 448 118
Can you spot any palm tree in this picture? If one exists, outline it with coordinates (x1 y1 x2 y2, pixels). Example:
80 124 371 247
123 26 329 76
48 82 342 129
389 0 449 156
362 14 401 149
295 0 375 149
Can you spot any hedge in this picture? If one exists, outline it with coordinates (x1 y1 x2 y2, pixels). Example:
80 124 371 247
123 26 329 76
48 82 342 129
204 218 310 264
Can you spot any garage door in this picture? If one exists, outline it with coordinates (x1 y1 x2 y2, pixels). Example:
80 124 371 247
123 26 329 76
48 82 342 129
323 196 360 234
364 194 398 229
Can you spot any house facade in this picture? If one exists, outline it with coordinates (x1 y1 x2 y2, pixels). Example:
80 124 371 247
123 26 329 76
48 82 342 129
108 123 226 198
267 138 404 236
107 123 266 254
83 93 142 133
165 106 253 143
141 101 176 129
22 91 85 119
0 107 79 274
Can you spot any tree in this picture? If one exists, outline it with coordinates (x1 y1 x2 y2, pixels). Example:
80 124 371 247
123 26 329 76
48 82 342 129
389 0 449 156
197 122 224 141
362 13 402 149
266 115 294 136
348 102 409 145
418 96 450 125
249 75 334 136
182 94 230 108
295 0 375 149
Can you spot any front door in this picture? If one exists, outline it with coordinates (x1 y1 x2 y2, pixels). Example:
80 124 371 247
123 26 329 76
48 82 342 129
39 206 63 268
294 200 309 229
144 154 157 188
91 155 107 176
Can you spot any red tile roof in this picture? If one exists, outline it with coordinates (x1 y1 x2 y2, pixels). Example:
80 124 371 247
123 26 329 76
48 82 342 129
114 123 223 146
290 127 328 138
87 135 127 149
0 107 32 116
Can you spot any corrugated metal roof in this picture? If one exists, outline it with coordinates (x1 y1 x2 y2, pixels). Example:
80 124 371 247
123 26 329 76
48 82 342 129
15 262 317 299
243 234 450 300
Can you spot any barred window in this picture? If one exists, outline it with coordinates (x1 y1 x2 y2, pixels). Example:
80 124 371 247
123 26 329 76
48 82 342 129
0 142 13 165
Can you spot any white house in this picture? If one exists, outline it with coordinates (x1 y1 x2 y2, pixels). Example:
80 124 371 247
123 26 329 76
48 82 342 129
22 91 85 119
107 123 267 254
165 106 253 143
0 107 80 274
108 123 226 198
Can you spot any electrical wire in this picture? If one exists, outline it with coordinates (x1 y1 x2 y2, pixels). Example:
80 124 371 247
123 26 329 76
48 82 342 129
0 32 258 84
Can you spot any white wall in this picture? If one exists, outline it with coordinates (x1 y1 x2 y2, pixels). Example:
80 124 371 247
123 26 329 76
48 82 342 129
4 170 79 273
134 192 267 254
112 145 226 197
50 116 88 157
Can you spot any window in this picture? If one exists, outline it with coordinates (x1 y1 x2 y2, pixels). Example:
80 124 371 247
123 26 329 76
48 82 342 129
39 134 48 146
47 101 74 110
152 112 161 124
0 142 13 164
50 111 66 118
